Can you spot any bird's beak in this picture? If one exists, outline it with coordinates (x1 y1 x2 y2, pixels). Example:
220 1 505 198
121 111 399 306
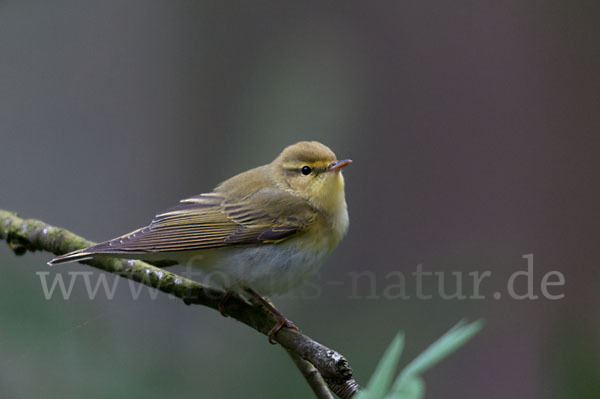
328 159 352 173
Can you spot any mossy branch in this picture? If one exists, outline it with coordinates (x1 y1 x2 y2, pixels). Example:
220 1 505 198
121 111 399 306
0 209 359 399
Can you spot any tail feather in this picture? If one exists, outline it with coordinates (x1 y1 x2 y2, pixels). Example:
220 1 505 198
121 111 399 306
48 250 94 265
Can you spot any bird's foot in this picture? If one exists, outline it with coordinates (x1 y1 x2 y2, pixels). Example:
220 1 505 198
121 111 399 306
218 291 233 317
267 315 299 345
244 287 301 344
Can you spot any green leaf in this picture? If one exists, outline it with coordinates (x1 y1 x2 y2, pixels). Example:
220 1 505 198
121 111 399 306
391 319 483 394
355 333 405 399
388 375 425 399
355 320 483 399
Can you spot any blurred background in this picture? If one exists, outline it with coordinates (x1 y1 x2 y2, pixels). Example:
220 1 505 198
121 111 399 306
1 0 599 398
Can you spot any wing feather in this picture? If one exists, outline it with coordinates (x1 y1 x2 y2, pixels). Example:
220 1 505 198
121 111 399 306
87 189 315 254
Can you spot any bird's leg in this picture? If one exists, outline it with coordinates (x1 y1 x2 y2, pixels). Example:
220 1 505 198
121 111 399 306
218 291 233 317
245 287 300 344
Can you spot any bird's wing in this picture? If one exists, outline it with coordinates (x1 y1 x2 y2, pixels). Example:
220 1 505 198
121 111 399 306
87 190 316 254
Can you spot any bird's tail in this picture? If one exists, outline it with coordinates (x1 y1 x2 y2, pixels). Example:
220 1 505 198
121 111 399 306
48 249 93 265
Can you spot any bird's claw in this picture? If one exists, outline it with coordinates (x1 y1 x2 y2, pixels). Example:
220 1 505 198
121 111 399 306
218 291 233 317
267 317 300 344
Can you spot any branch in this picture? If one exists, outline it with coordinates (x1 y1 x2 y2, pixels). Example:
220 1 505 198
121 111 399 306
0 209 360 399
287 350 335 399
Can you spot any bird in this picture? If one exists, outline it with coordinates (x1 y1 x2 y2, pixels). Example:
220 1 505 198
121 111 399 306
49 141 351 342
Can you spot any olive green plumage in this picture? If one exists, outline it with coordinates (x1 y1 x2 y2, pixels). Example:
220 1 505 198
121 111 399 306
49 141 351 297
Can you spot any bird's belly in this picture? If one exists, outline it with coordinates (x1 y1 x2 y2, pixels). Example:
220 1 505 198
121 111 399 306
184 241 330 297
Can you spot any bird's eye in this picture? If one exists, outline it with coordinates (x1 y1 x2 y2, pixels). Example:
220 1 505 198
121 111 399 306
301 165 312 175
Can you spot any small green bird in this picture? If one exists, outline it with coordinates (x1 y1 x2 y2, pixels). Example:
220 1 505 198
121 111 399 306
49 141 351 341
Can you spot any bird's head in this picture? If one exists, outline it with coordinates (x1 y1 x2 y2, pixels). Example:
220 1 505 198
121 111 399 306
272 141 351 213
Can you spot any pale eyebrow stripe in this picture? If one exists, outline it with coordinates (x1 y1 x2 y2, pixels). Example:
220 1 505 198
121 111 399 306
282 161 331 171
